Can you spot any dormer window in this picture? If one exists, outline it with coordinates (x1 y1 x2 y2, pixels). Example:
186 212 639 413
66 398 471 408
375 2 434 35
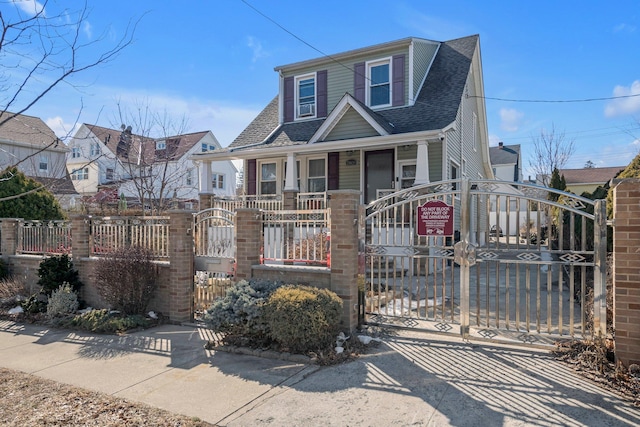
296 73 316 119
367 58 391 107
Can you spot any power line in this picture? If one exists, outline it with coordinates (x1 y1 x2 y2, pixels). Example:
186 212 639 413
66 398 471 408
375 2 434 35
469 94 640 103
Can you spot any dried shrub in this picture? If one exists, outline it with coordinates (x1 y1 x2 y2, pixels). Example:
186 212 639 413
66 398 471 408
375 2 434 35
203 279 283 346
0 259 8 280
46 283 79 318
37 254 83 296
0 276 28 307
264 285 342 354
93 246 159 315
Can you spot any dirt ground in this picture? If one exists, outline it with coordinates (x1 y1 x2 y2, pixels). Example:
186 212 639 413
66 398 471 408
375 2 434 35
0 368 214 426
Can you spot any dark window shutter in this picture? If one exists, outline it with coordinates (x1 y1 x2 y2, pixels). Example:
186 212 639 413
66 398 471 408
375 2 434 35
328 152 340 190
247 159 257 195
317 70 328 117
283 76 294 122
392 54 405 107
354 62 365 103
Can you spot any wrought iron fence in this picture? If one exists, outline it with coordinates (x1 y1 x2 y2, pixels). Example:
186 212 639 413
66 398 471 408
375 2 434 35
261 209 330 266
17 220 72 255
90 216 170 258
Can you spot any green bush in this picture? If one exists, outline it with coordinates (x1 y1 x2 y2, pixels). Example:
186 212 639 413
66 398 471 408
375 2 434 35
46 283 79 318
37 254 83 296
21 294 48 314
203 279 283 345
68 309 151 334
264 285 342 354
93 246 159 315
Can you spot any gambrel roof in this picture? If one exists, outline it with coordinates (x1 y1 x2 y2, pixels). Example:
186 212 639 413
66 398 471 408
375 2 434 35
227 35 479 152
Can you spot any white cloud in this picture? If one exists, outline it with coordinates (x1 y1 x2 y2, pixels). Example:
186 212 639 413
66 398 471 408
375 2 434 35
393 4 470 40
613 23 636 34
499 108 524 132
604 80 640 117
246 36 269 63
46 116 79 140
82 21 93 39
13 0 45 16
488 134 501 147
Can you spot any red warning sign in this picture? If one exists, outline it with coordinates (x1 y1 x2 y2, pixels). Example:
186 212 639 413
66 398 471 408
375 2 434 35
417 200 454 236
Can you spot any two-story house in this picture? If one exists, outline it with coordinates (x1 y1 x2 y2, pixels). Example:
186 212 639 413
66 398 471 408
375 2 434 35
489 142 522 182
0 112 77 209
194 35 492 205
67 124 237 210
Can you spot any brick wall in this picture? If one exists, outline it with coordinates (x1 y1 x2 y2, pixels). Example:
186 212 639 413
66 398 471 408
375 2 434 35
613 179 640 367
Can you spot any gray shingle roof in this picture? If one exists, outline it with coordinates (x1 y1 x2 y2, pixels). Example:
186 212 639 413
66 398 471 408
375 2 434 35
0 112 59 146
559 166 625 184
489 144 521 165
229 35 479 151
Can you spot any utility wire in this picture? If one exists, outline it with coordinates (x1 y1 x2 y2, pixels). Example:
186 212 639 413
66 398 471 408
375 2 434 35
469 94 640 103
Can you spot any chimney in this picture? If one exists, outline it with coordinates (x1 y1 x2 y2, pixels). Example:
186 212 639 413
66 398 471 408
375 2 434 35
498 142 504 149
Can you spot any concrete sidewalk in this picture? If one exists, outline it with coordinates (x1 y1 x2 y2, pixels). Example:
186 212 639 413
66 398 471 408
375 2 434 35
0 320 638 426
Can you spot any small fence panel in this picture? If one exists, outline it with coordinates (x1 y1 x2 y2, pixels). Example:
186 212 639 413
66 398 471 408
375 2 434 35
209 195 283 212
262 209 330 266
90 216 170 258
17 220 72 255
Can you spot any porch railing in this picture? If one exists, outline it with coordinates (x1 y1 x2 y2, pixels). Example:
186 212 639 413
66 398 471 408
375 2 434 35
90 216 170 258
210 195 283 212
261 209 330 266
17 220 72 255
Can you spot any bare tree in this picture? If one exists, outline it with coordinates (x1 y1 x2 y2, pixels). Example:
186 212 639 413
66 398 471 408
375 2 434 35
112 100 191 214
584 160 596 168
0 1 139 201
529 123 575 186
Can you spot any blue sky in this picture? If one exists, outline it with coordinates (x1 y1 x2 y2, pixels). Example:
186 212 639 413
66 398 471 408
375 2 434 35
7 0 640 178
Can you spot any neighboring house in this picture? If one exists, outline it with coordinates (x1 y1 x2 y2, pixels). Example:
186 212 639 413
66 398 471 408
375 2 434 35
67 124 237 210
556 166 624 195
0 112 77 210
194 35 492 204
489 142 522 182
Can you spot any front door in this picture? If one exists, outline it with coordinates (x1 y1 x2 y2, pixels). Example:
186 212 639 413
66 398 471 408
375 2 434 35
365 149 394 204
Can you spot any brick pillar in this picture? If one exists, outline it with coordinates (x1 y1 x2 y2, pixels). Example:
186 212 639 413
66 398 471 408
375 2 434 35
283 190 298 211
613 179 640 367
1 218 20 257
235 209 261 281
199 193 213 210
168 211 194 323
71 215 91 258
328 190 360 332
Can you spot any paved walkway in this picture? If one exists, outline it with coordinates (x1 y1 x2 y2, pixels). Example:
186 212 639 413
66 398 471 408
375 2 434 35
0 320 638 426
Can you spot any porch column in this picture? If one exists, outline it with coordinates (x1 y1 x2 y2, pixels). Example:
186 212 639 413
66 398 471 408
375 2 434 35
199 160 213 193
414 140 430 185
283 152 299 192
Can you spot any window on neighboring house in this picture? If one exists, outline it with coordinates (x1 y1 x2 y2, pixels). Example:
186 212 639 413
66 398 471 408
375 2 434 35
90 143 101 156
472 112 478 151
451 161 459 191
212 173 225 190
202 143 208 152
106 168 114 181
209 144 215 151
296 74 316 119
71 147 80 158
186 168 193 186
156 140 166 150
71 168 88 180
307 158 326 192
260 162 277 194
368 59 391 107
39 155 48 172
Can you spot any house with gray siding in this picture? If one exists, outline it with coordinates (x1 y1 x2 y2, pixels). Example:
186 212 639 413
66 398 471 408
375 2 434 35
194 35 492 204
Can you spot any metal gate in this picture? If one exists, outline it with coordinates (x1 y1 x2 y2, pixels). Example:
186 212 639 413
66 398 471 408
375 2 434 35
362 179 607 345
193 208 236 318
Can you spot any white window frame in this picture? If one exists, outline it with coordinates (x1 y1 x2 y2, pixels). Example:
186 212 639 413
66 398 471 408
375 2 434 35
295 72 317 120
72 167 89 180
472 112 478 152
71 147 80 158
90 143 101 156
450 159 460 192
366 57 392 108
186 168 193 186
38 155 48 172
212 173 225 190
258 160 279 195
106 168 114 181
156 140 166 150
398 160 417 190
201 143 208 152
306 156 327 193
